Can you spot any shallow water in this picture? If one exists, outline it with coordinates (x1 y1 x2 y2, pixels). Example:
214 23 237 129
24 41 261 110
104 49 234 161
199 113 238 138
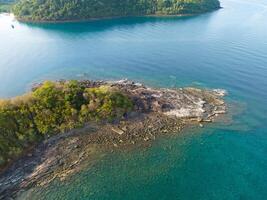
1 0 267 199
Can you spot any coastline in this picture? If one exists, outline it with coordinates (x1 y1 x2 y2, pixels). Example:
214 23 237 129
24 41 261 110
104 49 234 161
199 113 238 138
0 79 227 199
13 7 222 24
2 0 267 198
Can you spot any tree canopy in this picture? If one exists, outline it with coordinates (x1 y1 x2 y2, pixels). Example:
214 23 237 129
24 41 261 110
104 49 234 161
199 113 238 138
13 0 220 21
0 81 133 168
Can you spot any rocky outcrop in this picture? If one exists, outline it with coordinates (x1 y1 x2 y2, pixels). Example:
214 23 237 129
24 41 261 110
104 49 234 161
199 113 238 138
0 80 227 199
109 79 227 121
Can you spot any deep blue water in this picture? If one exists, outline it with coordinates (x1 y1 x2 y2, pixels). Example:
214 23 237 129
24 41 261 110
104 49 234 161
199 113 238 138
1 0 267 199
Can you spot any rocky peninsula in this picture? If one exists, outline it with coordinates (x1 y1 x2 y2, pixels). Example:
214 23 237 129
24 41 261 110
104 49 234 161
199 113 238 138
0 79 227 199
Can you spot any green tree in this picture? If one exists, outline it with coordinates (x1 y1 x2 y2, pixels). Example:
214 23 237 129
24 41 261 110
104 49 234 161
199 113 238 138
13 0 220 21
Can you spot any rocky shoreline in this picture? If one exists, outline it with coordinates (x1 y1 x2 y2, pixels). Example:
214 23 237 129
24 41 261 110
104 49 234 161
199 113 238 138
14 13 207 24
0 80 227 199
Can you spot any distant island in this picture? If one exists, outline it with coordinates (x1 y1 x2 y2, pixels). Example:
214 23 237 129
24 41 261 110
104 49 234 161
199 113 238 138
0 0 13 13
12 0 221 22
0 79 227 199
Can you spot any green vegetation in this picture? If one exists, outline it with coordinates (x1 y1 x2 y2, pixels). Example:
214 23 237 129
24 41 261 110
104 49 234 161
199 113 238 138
13 0 220 21
0 81 133 168
0 3 12 13
0 0 15 13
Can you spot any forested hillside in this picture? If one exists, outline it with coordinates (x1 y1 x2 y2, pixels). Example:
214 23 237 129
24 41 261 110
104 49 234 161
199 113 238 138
0 81 133 168
13 0 220 21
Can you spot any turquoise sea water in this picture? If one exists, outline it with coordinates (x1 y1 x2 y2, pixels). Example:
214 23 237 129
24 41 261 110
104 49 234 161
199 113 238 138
1 0 267 199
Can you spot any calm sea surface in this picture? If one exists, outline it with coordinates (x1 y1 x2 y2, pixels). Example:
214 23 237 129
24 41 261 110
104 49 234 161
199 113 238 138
1 0 267 199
